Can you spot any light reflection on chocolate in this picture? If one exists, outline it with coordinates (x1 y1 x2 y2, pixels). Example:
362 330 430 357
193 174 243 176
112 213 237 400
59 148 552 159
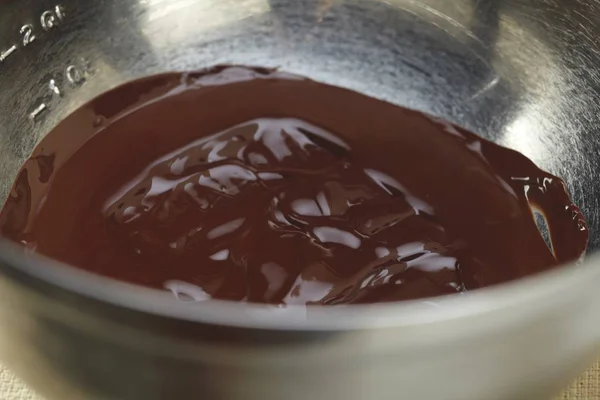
0 66 588 305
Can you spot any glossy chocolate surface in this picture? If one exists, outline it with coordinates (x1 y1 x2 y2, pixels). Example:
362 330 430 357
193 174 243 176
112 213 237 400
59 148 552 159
0 66 588 304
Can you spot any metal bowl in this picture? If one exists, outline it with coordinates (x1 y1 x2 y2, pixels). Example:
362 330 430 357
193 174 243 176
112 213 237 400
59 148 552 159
0 0 599 399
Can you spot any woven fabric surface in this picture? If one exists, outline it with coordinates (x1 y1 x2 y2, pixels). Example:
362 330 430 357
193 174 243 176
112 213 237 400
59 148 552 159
558 362 600 399
0 366 40 400
1 363 599 399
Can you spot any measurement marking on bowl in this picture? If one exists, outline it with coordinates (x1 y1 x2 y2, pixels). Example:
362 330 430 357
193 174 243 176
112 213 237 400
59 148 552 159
66 65 86 85
19 25 36 47
48 80 62 97
41 6 65 31
29 104 48 121
29 59 94 121
0 5 65 65
0 45 17 62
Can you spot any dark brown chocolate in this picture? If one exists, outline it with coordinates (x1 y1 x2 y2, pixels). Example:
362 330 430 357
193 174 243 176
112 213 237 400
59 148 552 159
0 66 588 304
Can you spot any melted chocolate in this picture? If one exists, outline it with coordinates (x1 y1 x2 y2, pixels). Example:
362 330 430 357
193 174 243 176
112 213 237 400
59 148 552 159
0 66 588 304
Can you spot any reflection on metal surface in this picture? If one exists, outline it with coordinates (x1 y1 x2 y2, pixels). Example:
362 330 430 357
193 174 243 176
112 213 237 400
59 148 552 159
498 11 564 169
503 112 545 163
140 0 271 49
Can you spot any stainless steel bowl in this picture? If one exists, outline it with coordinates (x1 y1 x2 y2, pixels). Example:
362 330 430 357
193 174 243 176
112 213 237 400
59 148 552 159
0 0 599 399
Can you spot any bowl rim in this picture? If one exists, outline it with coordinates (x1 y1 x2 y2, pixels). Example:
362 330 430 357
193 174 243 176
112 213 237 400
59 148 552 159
0 237 597 333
